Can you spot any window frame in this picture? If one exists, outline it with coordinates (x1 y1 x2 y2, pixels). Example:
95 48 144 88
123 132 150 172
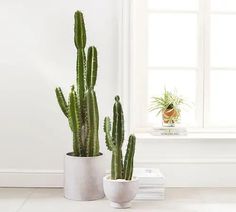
119 0 236 134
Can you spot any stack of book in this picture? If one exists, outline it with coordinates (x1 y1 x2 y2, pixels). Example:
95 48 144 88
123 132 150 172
134 168 165 200
150 126 187 136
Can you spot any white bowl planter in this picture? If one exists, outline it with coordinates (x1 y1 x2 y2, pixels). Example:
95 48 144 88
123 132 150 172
103 175 139 208
64 152 105 201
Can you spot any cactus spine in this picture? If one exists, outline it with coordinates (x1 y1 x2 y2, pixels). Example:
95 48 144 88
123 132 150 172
104 96 136 180
55 11 99 157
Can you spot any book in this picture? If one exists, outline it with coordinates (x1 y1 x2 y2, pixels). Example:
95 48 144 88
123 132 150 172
139 187 165 193
134 168 165 200
134 168 165 185
135 193 165 200
150 126 187 136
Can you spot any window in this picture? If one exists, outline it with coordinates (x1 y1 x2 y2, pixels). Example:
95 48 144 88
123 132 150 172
129 0 236 132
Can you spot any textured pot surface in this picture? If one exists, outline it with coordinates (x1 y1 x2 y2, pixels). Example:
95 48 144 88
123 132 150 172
103 175 139 208
163 108 177 123
64 153 105 201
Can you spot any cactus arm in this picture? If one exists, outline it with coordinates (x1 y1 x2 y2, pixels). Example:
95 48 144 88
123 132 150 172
85 89 92 156
110 96 124 180
85 88 99 156
103 117 113 151
87 46 97 88
68 86 78 132
124 135 136 180
74 11 86 49
76 49 87 126
68 86 81 156
120 151 124 179
111 148 123 180
94 92 100 154
55 87 68 117
76 49 86 102
111 151 115 179
84 46 99 154
72 132 80 156
112 96 124 148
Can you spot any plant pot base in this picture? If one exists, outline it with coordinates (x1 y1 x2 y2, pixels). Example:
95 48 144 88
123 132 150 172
110 202 131 208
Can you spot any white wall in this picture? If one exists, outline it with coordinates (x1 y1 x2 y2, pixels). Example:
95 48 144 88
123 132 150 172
1 0 235 187
134 134 236 187
0 0 119 182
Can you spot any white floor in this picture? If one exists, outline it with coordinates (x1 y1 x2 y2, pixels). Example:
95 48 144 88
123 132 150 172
1 188 236 212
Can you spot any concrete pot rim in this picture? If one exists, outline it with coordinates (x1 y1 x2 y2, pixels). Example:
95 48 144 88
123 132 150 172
66 152 104 159
103 175 139 183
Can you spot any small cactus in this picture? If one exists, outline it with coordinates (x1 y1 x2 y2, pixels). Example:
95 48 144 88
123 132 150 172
55 11 100 157
104 96 136 180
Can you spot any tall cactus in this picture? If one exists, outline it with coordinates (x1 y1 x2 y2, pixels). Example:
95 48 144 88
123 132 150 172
104 96 136 180
55 11 100 157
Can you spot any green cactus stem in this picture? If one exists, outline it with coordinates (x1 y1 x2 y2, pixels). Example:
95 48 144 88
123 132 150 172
124 135 136 180
87 46 98 89
76 49 86 120
68 86 81 156
112 96 124 149
55 87 68 117
55 10 100 157
74 11 86 49
104 117 113 151
104 96 136 180
85 88 99 156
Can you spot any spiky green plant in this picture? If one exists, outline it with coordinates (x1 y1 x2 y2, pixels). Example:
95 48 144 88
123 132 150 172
55 11 99 157
104 96 136 180
149 89 185 123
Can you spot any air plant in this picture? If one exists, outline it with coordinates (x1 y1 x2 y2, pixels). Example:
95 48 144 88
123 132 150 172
149 89 186 124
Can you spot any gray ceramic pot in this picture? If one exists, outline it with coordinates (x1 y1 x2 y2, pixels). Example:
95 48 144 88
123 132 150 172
64 152 105 201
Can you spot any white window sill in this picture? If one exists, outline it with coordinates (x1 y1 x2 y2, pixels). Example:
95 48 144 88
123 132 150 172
136 132 236 142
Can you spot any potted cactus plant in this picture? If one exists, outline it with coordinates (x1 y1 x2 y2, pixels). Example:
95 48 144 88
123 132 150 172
55 11 105 201
103 96 138 208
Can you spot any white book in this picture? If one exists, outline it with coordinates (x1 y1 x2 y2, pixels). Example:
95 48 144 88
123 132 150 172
139 188 165 193
139 184 165 188
135 194 165 200
151 126 187 136
138 192 165 196
134 168 165 200
153 126 187 131
151 131 187 136
135 197 165 200
136 193 165 197
152 132 187 136
134 168 165 185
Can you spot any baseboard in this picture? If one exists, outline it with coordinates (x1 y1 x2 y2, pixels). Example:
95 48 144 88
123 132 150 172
0 170 64 187
1 161 236 187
